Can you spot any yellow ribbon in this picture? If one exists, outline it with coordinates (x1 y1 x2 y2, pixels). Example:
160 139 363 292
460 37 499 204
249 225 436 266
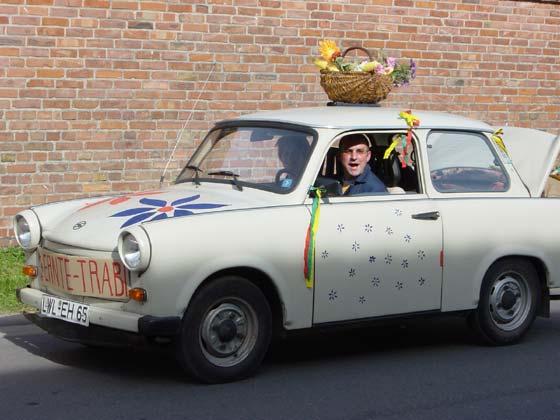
304 188 322 289
399 110 420 128
384 139 399 159
394 110 420 167
492 128 508 155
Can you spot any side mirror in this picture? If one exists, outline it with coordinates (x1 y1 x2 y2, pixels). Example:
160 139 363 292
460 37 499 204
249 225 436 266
311 177 340 197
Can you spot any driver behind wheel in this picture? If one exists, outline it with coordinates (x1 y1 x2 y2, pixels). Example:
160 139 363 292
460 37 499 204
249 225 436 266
276 135 311 188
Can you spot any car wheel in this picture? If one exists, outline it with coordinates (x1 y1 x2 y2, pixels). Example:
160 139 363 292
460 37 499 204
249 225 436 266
176 276 272 383
469 258 540 345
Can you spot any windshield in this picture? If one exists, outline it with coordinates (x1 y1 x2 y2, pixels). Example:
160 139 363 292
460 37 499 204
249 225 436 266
176 126 315 192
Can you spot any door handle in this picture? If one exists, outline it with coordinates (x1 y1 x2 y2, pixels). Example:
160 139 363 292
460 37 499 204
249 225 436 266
411 211 440 220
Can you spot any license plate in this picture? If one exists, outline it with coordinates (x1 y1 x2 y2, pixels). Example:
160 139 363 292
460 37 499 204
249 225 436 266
41 295 90 327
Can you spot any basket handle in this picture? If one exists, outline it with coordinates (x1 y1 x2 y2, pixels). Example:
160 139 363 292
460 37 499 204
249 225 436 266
342 47 373 61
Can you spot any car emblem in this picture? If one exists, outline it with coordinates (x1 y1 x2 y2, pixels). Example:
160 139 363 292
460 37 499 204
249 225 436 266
73 221 87 230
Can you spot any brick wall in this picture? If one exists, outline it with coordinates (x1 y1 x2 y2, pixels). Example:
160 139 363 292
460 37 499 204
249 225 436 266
1 0 559 246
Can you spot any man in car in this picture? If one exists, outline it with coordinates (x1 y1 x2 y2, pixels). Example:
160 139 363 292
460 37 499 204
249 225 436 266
276 134 311 188
338 134 387 195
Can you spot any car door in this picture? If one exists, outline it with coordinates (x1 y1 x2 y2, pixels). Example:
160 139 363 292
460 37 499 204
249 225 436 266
312 195 443 324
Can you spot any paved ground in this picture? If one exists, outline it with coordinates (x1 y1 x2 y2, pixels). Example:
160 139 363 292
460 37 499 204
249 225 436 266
3 305 560 420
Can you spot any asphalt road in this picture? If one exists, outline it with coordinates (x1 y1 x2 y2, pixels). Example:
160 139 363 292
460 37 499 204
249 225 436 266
2 304 560 420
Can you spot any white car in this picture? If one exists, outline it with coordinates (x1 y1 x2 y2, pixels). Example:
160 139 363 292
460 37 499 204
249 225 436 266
14 106 560 383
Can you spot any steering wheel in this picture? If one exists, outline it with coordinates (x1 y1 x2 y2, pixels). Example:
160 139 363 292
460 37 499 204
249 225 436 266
431 167 507 192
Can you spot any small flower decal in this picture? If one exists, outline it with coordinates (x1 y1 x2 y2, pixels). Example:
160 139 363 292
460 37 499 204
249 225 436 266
337 223 345 233
394 208 403 216
352 241 360 252
404 234 412 243
364 223 373 233
417 250 426 260
395 281 403 290
386 227 393 235
418 277 426 286
358 296 366 304
371 276 380 287
401 259 409 269
385 254 393 264
321 250 329 259
111 194 227 228
348 268 356 278
328 290 338 301
369 255 376 263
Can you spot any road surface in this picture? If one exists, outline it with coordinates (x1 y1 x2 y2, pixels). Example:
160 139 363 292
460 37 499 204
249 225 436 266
2 304 560 420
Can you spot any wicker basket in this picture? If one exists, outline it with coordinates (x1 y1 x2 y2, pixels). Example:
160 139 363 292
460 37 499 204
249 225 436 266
320 47 393 104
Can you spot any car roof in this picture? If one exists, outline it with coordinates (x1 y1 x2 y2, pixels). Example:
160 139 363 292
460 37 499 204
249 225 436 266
228 106 494 133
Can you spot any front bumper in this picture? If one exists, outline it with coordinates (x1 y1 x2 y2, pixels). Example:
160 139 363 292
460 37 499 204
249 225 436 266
17 286 181 347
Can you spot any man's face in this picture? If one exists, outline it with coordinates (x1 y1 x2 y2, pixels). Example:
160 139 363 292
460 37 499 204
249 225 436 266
339 139 371 179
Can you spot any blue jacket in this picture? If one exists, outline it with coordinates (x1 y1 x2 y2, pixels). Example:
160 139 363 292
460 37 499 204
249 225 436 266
341 167 387 195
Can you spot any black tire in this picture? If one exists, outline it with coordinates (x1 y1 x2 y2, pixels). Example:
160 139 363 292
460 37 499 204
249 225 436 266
469 258 540 345
176 276 272 383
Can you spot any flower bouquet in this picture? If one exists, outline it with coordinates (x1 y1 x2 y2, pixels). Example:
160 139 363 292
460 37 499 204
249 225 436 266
314 40 416 104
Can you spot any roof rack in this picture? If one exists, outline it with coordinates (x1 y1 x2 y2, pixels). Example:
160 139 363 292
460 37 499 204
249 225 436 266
327 102 381 107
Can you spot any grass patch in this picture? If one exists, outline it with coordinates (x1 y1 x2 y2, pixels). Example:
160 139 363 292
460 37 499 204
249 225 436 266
0 247 28 314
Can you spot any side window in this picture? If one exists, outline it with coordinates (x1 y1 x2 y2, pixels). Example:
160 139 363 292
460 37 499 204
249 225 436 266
315 131 421 195
427 131 509 193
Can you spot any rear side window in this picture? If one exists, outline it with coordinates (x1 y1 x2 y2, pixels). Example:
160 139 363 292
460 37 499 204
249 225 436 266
427 131 509 193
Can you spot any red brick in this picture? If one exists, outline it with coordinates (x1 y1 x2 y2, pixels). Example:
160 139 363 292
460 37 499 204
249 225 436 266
0 47 19 56
0 89 17 97
168 4 192 13
84 0 110 8
38 27 65 36
124 70 150 79
96 70 122 78
44 100 70 108
74 100 99 108
37 69 64 78
12 16 40 25
99 120 127 129
56 80 83 88
113 1 139 9
140 2 167 11
12 99 41 108
41 17 69 26
7 164 36 173
67 69 93 78
25 60 52 70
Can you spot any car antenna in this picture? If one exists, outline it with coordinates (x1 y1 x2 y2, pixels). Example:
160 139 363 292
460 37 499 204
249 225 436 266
159 62 217 188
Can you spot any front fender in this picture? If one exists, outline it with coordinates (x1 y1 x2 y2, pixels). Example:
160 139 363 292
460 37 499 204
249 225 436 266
137 206 314 330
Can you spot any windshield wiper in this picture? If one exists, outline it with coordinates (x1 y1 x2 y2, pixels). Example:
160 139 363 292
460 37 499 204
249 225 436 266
184 165 203 185
208 170 243 191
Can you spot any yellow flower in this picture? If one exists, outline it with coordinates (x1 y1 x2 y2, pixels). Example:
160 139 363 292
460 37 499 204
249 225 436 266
313 58 329 69
319 40 341 62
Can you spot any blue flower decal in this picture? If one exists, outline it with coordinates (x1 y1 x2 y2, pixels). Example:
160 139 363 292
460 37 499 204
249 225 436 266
111 195 228 228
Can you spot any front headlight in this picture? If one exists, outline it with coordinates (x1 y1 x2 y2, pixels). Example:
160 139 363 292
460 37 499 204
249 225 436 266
13 210 41 250
118 227 151 272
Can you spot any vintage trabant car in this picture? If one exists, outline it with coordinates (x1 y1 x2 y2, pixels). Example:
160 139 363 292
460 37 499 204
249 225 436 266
14 106 560 383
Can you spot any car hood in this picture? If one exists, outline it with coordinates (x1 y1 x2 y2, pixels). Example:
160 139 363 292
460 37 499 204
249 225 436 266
42 183 282 250
501 127 560 197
